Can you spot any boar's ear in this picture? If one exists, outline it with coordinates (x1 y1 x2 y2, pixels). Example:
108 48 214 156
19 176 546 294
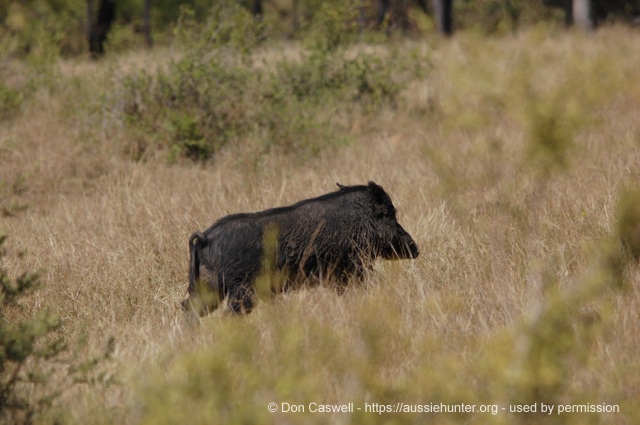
336 183 347 190
368 181 392 216
368 181 387 203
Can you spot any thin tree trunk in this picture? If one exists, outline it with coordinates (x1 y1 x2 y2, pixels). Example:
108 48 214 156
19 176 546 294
376 0 389 29
358 0 366 31
89 0 116 57
252 0 263 17
432 0 453 36
143 0 153 47
573 0 593 31
398 0 410 31
291 0 299 37
87 0 94 49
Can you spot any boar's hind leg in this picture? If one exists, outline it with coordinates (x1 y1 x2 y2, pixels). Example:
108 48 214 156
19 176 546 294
181 294 218 320
181 278 220 319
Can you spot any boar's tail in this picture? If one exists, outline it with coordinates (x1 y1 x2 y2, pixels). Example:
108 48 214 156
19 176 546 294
188 231 206 294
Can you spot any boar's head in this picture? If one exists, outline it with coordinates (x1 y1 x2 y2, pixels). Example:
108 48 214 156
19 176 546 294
367 182 420 260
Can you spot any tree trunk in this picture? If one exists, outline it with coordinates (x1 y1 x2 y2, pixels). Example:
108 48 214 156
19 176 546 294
376 0 390 29
573 0 593 31
291 0 299 37
252 0 263 17
397 0 411 31
358 0 367 31
87 0 94 49
143 0 153 47
432 0 453 36
89 0 116 57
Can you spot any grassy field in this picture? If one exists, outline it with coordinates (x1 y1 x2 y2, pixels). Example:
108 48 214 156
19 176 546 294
1 25 640 424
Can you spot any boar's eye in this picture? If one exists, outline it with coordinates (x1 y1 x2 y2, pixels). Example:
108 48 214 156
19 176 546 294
373 203 397 220
384 205 397 219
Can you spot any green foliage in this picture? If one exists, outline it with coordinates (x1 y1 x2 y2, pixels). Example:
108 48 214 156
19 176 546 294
0 6 67 117
278 47 400 107
2 0 640 66
0 235 114 425
119 3 407 163
454 0 523 34
500 192 638 424
301 0 360 53
0 173 29 218
121 4 259 161
126 0 212 27
137 295 405 425
412 31 640 424
0 234 61 424
0 0 85 58
0 83 23 121
173 3 262 55
522 91 575 178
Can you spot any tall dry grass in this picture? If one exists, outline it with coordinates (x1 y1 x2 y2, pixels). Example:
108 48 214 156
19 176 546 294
1 26 640 424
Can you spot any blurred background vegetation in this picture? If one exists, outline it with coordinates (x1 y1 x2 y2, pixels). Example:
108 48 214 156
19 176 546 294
1 0 640 60
3 0 639 163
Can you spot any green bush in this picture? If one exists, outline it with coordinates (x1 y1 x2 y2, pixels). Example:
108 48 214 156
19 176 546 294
0 83 23 121
0 234 62 424
119 4 407 163
0 235 114 425
0 0 85 58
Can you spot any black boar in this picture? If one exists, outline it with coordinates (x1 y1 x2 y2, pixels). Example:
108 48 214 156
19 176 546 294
182 181 419 317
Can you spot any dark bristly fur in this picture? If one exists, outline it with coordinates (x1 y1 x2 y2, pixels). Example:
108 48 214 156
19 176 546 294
182 181 419 317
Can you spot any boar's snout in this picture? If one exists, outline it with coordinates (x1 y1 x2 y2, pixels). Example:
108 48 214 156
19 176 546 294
406 239 420 259
400 237 420 259
382 224 420 260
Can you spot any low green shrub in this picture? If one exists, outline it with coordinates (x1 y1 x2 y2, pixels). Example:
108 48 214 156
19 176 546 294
118 3 409 163
0 235 114 425
0 83 23 121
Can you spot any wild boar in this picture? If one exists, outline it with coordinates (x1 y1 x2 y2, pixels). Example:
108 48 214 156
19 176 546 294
182 181 419 317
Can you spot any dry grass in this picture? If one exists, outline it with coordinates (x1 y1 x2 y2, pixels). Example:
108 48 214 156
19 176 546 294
1 26 640 424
